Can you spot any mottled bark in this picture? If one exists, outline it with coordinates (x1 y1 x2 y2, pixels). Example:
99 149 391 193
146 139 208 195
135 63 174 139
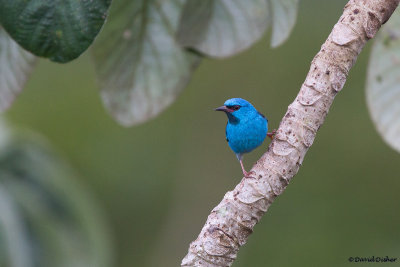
181 0 399 266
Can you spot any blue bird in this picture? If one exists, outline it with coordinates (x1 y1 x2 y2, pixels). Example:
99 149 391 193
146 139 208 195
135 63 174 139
215 98 275 177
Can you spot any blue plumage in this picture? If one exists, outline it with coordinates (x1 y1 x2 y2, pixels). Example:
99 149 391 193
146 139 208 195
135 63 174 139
216 98 271 177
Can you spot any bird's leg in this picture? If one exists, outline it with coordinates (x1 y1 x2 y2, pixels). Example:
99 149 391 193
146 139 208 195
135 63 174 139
240 159 255 178
267 129 277 140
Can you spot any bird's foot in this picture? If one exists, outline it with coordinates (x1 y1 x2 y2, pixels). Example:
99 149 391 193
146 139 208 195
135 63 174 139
267 129 277 140
243 170 256 178
239 159 256 178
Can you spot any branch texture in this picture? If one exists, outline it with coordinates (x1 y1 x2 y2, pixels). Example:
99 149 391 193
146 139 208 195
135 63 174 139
182 0 399 266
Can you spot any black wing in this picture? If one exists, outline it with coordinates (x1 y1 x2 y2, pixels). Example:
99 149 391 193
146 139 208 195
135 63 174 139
257 111 268 122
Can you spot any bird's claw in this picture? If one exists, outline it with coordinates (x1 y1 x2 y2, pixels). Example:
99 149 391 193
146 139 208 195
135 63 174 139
267 129 277 140
243 170 256 178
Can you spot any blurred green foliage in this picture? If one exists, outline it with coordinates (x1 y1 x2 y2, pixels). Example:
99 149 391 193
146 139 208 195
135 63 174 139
3 0 400 266
366 8 400 153
92 0 200 126
0 125 112 267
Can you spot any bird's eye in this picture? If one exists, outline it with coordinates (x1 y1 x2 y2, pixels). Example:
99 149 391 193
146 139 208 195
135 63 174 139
232 105 240 111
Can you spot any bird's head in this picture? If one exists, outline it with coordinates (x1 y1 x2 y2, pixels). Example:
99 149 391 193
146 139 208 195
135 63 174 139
215 98 258 123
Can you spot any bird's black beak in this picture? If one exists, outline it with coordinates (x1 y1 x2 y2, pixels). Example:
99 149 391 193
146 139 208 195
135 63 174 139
215 105 229 112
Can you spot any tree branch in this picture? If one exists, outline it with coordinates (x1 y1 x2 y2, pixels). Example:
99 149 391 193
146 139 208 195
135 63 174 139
181 0 400 266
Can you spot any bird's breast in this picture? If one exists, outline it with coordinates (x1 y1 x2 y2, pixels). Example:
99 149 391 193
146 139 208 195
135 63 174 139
225 116 267 154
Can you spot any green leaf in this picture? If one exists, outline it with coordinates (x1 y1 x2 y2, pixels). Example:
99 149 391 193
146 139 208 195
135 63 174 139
366 9 400 152
270 0 299 48
93 0 199 126
177 0 269 58
0 0 111 63
0 121 113 267
0 28 36 112
177 0 298 58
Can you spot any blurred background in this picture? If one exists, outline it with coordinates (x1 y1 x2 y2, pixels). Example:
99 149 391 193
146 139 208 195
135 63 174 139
2 0 400 266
